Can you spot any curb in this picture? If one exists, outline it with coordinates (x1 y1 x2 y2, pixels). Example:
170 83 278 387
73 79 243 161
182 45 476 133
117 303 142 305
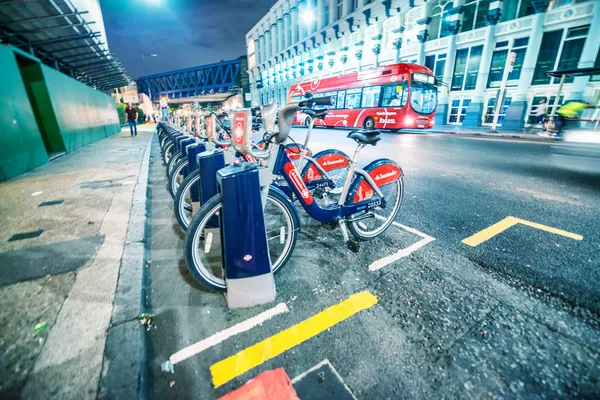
403 129 557 143
98 132 154 400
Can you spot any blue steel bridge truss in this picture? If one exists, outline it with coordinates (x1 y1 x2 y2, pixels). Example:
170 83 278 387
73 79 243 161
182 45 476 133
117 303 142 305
137 58 241 101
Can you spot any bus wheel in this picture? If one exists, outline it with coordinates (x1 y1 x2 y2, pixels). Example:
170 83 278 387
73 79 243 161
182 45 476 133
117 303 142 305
304 117 312 127
363 117 375 130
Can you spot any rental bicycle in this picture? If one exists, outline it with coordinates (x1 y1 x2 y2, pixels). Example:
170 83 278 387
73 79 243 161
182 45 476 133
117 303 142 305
184 96 403 291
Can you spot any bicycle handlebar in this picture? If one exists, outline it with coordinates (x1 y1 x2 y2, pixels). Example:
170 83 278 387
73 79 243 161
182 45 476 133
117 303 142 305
301 96 335 107
208 112 231 146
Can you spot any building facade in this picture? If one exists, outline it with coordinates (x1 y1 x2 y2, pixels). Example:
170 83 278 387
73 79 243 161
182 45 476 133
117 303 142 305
246 0 600 129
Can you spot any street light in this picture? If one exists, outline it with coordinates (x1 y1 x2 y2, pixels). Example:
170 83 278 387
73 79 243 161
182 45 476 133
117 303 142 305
142 53 158 102
301 8 315 24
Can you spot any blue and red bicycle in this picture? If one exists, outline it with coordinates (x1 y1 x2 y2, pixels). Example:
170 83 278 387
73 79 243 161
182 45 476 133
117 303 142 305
184 96 403 291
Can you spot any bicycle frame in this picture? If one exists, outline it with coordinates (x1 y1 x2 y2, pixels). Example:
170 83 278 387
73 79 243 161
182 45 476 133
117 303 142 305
271 143 387 223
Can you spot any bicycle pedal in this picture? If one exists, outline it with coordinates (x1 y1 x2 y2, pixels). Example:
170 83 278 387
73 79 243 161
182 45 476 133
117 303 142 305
346 240 360 253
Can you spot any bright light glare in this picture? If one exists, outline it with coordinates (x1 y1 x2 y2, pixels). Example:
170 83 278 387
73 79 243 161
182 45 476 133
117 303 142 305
301 9 315 23
145 0 162 5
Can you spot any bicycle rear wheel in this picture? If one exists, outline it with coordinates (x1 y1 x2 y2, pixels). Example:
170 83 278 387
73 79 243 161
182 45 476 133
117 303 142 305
184 188 299 292
348 177 403 240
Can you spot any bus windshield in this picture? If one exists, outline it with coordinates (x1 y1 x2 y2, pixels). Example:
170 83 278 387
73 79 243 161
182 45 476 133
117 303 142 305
410 73 437 115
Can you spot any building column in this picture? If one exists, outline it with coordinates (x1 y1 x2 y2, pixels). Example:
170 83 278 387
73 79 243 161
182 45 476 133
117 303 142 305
254 38 260 64
329 0 337 23
271 23 278 57
343 0 352 16
416 30 428 66
318 0 327 29
278 18 285 53
283 13 291 48
435 8 462 126
503 4 547 129
290 7 299 44
462 5 500 127
569 5 600 101
264 29 272 61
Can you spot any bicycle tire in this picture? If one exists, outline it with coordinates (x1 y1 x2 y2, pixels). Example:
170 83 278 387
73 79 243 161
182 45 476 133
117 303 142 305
168 157 188 199
166 150 182 176
184 188 300 292
174 169 201 230
348 177 403 241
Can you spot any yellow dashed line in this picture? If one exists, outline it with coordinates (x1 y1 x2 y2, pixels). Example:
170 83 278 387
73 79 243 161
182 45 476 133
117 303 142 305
210 291 378 388
462 216 583 247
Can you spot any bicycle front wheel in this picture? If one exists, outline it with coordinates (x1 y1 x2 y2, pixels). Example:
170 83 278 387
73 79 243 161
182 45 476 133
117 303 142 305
174 170 201 230
184 188 299 292
168 157 188 199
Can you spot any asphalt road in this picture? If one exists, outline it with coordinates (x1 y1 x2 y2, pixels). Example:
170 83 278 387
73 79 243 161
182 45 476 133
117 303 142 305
145 130 600 399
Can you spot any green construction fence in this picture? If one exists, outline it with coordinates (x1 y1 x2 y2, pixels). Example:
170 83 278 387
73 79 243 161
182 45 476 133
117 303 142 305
0 44 121 181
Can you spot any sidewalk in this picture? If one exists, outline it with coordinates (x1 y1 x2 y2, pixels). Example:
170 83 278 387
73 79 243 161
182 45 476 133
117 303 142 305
0 124 154 399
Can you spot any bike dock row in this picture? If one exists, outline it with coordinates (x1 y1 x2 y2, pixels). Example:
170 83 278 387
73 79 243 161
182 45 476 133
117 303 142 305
146 102 600 399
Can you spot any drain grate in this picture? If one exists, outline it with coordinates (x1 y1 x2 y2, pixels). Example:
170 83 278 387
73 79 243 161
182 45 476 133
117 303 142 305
8 230 44 242
39 200 64 207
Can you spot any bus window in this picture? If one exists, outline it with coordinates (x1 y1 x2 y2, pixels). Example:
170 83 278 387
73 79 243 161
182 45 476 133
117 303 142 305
344 88 362 109
382 84 407 107
361 86 381 108
410 73 438 115
337 90 346 109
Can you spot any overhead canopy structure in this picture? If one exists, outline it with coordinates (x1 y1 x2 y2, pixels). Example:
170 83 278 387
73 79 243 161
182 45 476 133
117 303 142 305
137 58 245 103
0 0 132 91
545 67 600 78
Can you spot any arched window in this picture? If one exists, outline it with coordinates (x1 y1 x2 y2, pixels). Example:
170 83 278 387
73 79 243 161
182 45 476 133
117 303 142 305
461 0 489 32
500 0 534 22
429 2 454 40
429 6 442 41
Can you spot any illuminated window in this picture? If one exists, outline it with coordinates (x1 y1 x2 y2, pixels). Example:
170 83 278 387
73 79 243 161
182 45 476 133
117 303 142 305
361 86 382 108
532 25 589 85
461 0 489 33
451 45 482 91
425 53 446 83
487 38 528 88
500 0 534 22
448 98 471 124
344 88 362 108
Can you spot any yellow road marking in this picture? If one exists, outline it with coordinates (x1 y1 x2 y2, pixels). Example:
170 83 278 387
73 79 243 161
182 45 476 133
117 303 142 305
462 216 583 247
210 291 378 388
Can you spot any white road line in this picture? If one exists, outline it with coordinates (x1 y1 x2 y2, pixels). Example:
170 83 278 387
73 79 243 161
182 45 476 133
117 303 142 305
166 302 289 367
368 220 435 271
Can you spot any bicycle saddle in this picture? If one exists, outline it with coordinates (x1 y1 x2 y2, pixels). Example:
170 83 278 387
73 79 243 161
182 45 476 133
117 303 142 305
348 129 382 145
303 109 329 119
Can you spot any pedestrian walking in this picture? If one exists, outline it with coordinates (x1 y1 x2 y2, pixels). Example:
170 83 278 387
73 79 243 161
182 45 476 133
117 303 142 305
160 98 169 119
533 98 547 125
126 103 138 136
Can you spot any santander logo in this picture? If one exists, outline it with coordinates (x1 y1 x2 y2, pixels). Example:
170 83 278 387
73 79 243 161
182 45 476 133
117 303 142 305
284 162 313 204
234 114 245 145
375 170 398 181
322 158 346 166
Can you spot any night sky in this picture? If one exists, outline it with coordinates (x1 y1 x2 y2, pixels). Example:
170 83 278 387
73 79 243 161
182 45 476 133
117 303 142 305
100 0 276 79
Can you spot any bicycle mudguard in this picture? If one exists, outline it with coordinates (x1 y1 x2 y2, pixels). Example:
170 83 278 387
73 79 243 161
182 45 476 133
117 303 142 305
301 149 350 183
346 158 403 204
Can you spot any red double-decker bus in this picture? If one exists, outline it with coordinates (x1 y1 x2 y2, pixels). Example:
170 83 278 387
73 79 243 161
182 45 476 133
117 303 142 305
289 63 438 131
